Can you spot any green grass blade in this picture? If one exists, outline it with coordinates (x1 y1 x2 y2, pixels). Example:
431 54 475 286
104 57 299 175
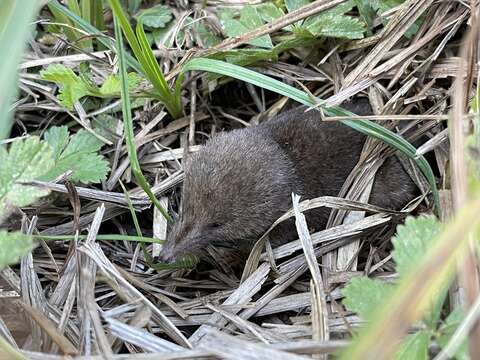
48 0 141 73
182 58 439 208
135 21 181 117
135 22 168 93
114 14 172 223
0 0 41 140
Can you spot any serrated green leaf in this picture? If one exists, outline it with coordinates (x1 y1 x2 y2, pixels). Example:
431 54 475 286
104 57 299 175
93 114 120 142
285 0 309 12
42 128 109 183
354 0 376 31
392 216 443 277
99 73 142 96
63 129 103 156
40 64 90 109
306 14 365 39
392 215 448 327
342 277 393 320
41 65 142 108
43 125 69 160
221 5 273 48
135 4 172 28
366 0 422 38
256 3 285 23
0 137 54 220
195 22 222 48
437 308 469 360
395 331 430 360
0 231 34 269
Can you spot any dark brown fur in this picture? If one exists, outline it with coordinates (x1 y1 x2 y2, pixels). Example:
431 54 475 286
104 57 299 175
159 102 417 264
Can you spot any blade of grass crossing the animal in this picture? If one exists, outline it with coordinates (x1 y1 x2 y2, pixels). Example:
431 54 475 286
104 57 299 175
0 0 41 140
182 58 439 208
113 15 172 223
48 0 141 73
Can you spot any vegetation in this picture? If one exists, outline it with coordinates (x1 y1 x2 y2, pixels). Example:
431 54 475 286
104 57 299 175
0 0 478 359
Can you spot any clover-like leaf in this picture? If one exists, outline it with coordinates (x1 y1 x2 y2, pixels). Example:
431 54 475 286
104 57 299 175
0 231 34 269
0 136 54 221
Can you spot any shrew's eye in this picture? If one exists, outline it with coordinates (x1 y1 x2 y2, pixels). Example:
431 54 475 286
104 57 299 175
207 222 222 229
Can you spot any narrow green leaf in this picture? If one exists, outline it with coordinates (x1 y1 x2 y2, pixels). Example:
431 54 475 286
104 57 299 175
114 14 172 222
48 0 142 73
0 0 41 139
108 0 182 118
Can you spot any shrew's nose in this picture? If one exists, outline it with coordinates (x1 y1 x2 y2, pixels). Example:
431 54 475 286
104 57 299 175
157 247 177 264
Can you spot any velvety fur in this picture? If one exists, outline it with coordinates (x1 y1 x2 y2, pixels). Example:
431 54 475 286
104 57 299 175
159 102 417 263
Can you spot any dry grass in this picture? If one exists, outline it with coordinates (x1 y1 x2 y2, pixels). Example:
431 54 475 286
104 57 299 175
0 1 476 359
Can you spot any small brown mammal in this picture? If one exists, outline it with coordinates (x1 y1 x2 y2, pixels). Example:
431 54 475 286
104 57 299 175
160 101 417 264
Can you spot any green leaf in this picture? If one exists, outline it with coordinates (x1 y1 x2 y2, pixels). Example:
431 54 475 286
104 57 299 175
366 0 423 38
195 22 222 48
0 0 41 139
392 215 447 327
395 331 430 360
354 0 376 31
301 1 365 39
0 231 34 269
40 64 90 109
285 0 309 12
437 308 469 360
256 3 285 23
0 137 54 220
41 64 142 108
99 73 142 96
42 128 109 183
392 216 443 277
48 1 142 73
342 277 393 320
221 5 273 48
306 14 365 39
43 125 69 160
135 4 172 29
